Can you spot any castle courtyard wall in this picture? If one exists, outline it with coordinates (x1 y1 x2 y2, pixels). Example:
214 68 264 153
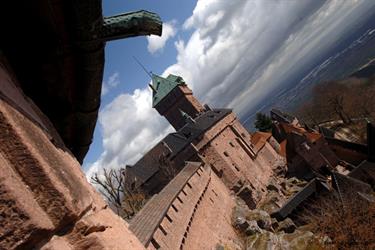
129 163 241 250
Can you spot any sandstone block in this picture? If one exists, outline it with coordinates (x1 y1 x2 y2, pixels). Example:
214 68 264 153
0 67 145 249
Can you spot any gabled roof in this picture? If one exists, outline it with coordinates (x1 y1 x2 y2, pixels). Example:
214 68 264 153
161 108 232 159
127 109 232 187
151 74 185 107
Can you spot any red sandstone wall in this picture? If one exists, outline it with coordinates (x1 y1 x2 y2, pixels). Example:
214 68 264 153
204 126 273 196
146 166 240 250
158 85 205 130
0 56 144 249
256 143 284 171
196 112 277 204
182 169 241 250
148 167 211 249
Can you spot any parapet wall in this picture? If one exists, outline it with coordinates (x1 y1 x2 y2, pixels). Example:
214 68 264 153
129 162 210 249
129 162 241 250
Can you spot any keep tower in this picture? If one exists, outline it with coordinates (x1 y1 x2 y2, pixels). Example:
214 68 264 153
151 74 205 130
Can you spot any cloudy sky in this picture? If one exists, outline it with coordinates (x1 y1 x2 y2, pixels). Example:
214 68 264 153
84 0 375 177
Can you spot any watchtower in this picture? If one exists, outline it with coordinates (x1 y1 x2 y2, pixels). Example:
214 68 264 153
151 74 205 130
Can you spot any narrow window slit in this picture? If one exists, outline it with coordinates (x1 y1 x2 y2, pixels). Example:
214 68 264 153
151 238 160 249
159 225 167 236
177 196 184 204
172 204 179 212
166 214 173 223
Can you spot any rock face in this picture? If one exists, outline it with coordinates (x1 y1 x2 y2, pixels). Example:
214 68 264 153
0 60 144 249
232 198 321 250
246 230 318 250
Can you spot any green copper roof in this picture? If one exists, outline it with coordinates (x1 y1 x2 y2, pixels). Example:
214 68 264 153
151 74 185 107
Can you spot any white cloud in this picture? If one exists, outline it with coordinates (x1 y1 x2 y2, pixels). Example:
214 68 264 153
165 0 375 118
86 87 173 179
101 72 120 96
147 20 177 54
87 0 375 177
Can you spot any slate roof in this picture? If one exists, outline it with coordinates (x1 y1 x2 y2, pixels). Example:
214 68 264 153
167 108 232 157
127 108 232 187
151 74 185 107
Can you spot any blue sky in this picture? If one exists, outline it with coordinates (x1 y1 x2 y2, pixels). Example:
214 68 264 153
85 0 375 177
85 0 196 168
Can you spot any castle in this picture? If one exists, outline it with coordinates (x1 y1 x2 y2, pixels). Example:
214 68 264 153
126 73 284 205
125 74 375 249
124 74 286 249
1 2 374 249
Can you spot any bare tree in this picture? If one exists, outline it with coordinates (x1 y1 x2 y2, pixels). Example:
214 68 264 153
328 94 352 124
91 168 146 220
305 192 375 249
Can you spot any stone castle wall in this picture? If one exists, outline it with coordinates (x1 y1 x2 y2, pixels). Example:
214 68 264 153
149 166 211 250
196 112 277 203
0 56 144 249
158 85 205 130
129 163 240 250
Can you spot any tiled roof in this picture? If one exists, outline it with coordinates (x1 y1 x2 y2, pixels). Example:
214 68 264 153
167 108 232 157
251 131 272 152
279 122 321 143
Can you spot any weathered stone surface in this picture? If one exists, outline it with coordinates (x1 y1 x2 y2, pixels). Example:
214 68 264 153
246 209 272 230
234 217 250 232
258 190 283 213
277 218 296 234
0 64 145 249
42 209 145 250
246 231 281 250
246 230 319 250
237 185 257 209
245 221 262 236
183 172 242 250
281 230 316 249
271 218 279 231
